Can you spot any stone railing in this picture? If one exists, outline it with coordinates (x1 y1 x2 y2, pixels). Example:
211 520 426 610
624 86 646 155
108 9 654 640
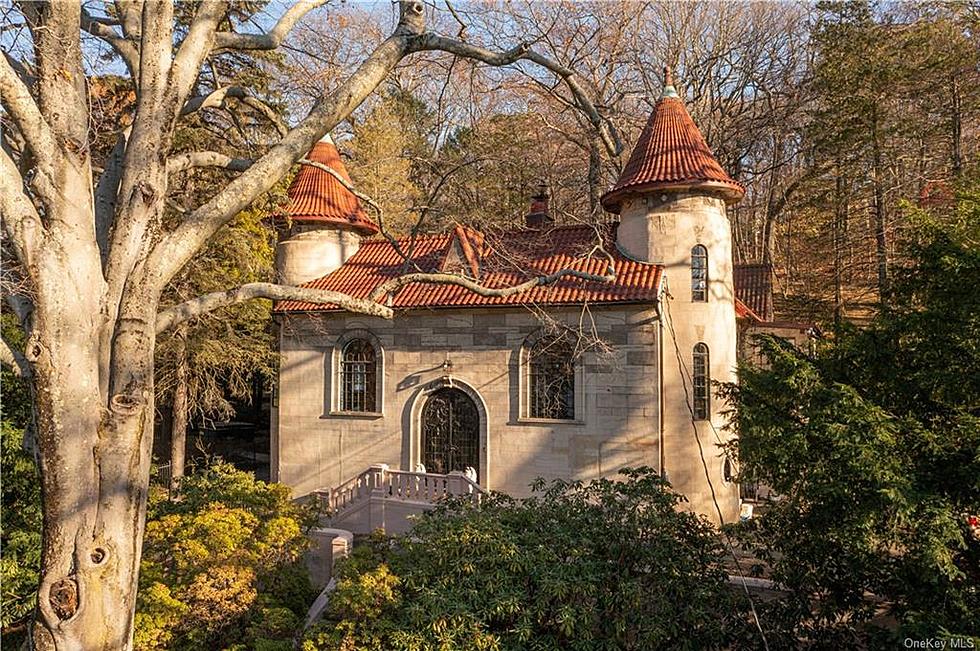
315 464 484 515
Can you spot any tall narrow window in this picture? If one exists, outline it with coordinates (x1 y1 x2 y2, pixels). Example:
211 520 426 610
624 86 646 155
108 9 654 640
693 343 710 420
691 244 708 302
528 337 575 420
341 339 377 412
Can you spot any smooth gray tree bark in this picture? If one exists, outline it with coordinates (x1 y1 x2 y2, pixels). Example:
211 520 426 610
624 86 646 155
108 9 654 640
0 2 619 649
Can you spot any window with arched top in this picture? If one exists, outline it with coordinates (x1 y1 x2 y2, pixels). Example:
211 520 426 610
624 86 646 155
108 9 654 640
691 244 708 302
527 336 575 420
693 343 710 420
340 338 377 412
723 457 735 484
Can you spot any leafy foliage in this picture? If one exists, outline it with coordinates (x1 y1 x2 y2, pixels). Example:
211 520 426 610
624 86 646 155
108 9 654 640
305 468 740 651
135 463 317 650
0 423 42 635
0 312 32 430
722 184 980 646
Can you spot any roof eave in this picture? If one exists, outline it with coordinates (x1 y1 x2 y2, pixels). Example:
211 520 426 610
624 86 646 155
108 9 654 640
274 213 380 236
601 179 745 213
273 296 661 315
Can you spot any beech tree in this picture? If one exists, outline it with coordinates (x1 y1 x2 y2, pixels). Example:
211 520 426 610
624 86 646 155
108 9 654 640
0 2 619 648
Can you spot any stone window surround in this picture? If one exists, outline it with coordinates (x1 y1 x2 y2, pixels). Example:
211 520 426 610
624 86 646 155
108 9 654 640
325 327 385 418
517 330 586 425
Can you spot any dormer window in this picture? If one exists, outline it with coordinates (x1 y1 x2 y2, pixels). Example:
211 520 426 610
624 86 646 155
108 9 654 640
691 245 708 302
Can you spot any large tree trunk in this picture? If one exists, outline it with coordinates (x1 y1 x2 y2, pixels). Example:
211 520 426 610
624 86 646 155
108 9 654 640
28 243 157 650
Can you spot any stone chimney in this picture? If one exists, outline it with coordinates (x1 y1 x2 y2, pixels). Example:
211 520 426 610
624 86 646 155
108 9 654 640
524 182 553 228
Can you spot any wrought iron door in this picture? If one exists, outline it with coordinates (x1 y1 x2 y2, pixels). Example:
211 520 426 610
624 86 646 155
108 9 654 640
421 388 479 480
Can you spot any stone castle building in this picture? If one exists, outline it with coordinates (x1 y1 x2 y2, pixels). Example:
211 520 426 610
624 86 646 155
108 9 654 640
271 76 779 525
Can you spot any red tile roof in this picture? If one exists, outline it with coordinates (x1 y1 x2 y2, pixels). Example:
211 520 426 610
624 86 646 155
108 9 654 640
735 298 764 323
278 138 379 235
602 95 744 212
274 224 664 312
734 263 773 321
444 224 488 278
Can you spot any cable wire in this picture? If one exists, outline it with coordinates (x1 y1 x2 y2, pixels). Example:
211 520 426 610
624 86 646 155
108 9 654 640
662 285 771 651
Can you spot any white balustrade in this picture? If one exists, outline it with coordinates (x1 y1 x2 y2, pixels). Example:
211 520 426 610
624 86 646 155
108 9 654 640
314 465 485 517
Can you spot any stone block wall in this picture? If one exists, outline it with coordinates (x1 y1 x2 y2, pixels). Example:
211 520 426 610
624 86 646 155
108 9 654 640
271 302 738 523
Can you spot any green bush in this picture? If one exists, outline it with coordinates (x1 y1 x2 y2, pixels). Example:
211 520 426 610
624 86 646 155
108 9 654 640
136 462 318 650
723 188 980 646
306 468 741 651
0 422 42 640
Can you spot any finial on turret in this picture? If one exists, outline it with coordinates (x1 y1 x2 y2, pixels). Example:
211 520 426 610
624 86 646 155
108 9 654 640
319 132 335 145
661 65 679 99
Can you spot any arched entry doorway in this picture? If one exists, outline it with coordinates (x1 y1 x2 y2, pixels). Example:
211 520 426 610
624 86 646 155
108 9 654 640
421 387 480 480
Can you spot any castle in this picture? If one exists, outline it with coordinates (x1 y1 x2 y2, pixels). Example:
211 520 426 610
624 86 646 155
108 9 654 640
269 75 788 525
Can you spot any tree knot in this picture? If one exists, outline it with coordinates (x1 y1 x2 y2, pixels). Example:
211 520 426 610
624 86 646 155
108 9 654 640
49 577 78 621
396 0 425 35
110 392 144 415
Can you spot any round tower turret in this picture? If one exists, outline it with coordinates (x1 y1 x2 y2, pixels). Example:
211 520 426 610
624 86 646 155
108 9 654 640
275 134 379 286
601 67 745 523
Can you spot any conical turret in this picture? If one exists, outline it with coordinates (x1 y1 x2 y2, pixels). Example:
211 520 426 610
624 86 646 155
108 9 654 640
275 134 377 285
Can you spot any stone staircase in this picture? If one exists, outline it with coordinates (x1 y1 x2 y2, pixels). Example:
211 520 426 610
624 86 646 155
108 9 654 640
312 464 485 535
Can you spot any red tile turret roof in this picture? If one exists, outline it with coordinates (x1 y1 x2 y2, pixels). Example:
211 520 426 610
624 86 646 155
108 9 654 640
274 224 664 312
602 93 744 212
278 138 379 236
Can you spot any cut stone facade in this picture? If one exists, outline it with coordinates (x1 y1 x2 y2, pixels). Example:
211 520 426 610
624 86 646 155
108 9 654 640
272 77 749 526
272 303 740 523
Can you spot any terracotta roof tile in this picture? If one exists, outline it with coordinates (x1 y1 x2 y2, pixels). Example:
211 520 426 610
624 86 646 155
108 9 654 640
279 139 379 235
274 224 664 312
734 263 773 321
735 298 764 322
602 96 744 212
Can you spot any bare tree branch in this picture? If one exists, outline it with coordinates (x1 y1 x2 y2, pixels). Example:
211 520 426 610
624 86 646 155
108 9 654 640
156 282 394 333
0 53 64 204
213 0 328 51
81 8 139 73
0 147 44 267
2 51 34 87
148 32 414 291
181 86 289 137
368 267 616 304
0 335 31 378
297 158 420 268
167 152 254 174
94 128 130 263
114 0 141 40
408 33 623 157
170 1 226 101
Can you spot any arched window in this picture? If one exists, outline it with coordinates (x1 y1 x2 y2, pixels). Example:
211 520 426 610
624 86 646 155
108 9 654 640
692 343 710 420
723 457 735 484
528 336 575 420
340 339 377 412
691 244 708 302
